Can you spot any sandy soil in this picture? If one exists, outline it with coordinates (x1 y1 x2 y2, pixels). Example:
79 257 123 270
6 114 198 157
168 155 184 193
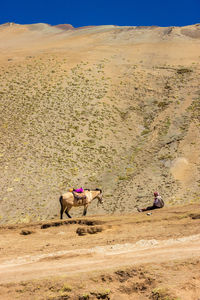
0 204 200 299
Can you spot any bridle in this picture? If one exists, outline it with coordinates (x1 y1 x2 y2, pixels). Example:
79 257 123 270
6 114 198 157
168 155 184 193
96 192 103 206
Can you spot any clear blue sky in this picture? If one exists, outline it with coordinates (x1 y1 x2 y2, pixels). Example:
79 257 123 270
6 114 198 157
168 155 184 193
1 0 199 28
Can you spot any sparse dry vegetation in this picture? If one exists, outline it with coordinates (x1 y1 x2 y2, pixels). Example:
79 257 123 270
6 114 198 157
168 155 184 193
0 22 200 300
0 23 199 225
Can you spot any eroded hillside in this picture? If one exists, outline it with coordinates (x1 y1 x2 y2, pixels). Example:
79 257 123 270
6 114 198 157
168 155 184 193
0 23 200 223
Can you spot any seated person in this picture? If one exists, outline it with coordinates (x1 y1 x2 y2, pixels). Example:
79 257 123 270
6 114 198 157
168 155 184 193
137 192 164 212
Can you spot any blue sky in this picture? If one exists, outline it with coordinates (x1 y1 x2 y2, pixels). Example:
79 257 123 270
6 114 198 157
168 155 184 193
1 0 199 28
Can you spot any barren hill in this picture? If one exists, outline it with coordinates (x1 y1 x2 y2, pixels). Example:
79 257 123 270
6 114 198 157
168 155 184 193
0 23 199 224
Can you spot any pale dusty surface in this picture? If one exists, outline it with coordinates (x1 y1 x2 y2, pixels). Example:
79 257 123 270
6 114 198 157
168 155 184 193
0 204 200 299
1 234 200 284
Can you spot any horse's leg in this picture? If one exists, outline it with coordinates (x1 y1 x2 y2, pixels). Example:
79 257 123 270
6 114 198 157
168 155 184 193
83 204 88 216
60 207 64 219
65 206 72 218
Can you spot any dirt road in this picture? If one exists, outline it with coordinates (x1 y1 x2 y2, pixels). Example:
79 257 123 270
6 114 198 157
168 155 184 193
0 204 200 299
1 234 200 284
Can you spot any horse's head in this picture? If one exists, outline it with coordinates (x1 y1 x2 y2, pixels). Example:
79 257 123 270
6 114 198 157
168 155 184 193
95 188 103 205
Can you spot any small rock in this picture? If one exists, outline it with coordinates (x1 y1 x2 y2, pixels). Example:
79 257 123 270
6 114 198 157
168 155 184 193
20 230 33 235
76 227 87 236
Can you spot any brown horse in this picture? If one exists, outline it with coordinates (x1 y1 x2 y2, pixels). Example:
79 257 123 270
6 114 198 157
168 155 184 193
59 188 103 219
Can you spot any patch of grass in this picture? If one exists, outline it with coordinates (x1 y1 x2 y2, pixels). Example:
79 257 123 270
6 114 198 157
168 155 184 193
158 154 173 160
60 284 72 293
79 294 90 299
157 101 170 109
187 98 200 121
158 117 171 136
90 288 110 299
118 175 130 181
151 287 179 300
141 129 151 135
176 68 192 74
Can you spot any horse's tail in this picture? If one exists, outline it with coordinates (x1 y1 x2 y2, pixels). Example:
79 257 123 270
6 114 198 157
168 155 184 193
59 195 64 219
59 195 63 207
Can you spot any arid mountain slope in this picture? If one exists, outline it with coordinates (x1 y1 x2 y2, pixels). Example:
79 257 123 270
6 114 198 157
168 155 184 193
0 23 199 224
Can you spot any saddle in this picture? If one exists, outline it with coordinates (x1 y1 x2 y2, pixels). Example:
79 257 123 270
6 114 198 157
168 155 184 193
72 191 87 200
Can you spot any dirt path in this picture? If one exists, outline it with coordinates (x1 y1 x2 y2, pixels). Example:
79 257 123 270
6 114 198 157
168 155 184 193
1 234 200 284
0 205 200 299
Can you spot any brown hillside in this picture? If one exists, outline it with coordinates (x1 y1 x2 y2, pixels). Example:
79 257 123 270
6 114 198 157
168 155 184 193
0 23 199 224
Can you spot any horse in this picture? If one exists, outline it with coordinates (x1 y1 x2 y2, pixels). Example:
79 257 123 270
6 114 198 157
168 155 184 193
59 188 103 219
